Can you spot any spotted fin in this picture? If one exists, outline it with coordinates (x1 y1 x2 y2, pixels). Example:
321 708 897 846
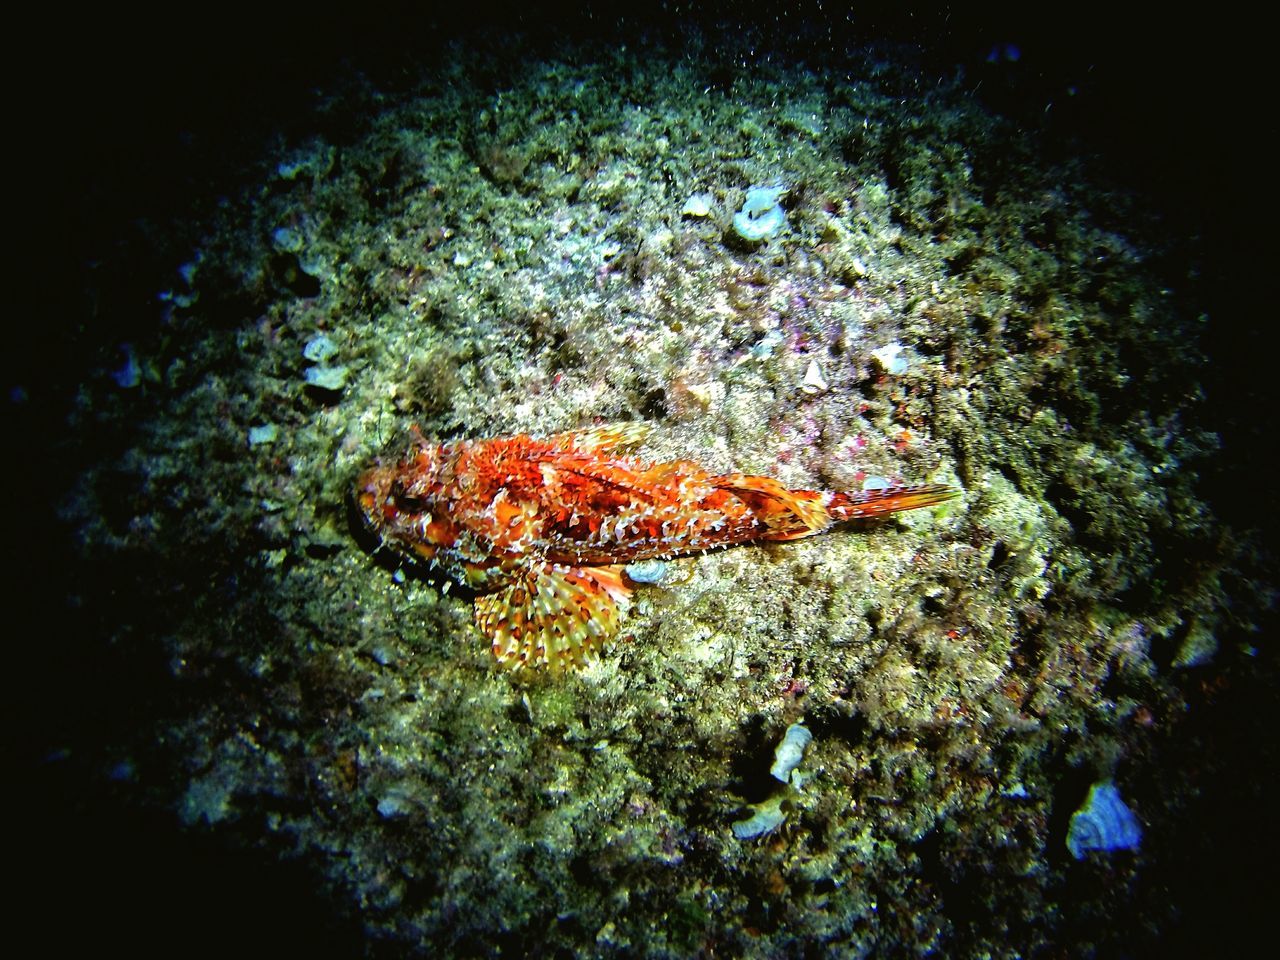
716 473 832 538
474 563 633 671
550 422 651 455
827 483 958 521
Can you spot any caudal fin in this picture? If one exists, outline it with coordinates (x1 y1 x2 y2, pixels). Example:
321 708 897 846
827 483 959 522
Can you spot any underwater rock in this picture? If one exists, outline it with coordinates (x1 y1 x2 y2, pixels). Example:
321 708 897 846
770 722 812 783
247 424 278 447
749 329 784 360
111 343 141 388
1066 781 1142 859
1173 616 1218 668
304 365 349 392
271 225 305 254
376 787 416 819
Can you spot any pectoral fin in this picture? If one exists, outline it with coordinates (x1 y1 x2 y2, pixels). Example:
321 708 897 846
474 563 632 671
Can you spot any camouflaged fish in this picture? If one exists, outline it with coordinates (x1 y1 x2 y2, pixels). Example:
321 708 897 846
354 423 957 671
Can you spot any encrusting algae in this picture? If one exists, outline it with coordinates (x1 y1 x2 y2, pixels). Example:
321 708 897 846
354 423 957 671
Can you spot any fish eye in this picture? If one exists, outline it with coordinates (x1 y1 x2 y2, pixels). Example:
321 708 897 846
387 478 428 513
394 493 429 513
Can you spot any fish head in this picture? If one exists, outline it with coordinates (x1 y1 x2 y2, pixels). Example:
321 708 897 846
352 442 447 552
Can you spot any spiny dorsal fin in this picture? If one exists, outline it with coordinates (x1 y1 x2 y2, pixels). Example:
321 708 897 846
475 564 633 671
548 422 651 455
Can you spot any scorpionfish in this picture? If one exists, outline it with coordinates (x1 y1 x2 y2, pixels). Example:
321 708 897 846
354 423 957 671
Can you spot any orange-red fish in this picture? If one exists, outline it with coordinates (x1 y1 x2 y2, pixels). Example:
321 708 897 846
354 424 957 671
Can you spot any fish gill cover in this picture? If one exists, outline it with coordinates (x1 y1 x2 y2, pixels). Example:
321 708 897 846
14 4 1276 958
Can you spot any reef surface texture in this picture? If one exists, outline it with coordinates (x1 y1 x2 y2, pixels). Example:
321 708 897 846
23 10 1277 959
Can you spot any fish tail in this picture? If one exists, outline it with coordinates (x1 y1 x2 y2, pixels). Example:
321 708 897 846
827 483 959 522
717 476 958 542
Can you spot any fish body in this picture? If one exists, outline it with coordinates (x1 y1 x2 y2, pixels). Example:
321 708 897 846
354 424 956 671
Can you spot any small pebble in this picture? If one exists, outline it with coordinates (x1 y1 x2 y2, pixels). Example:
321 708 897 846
871 343 909 376
681 193 713 217
247 424 279 447
731 795 786 840
770 722 813 783
303 334 339 364
624 559 671 584
304 365 349 391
